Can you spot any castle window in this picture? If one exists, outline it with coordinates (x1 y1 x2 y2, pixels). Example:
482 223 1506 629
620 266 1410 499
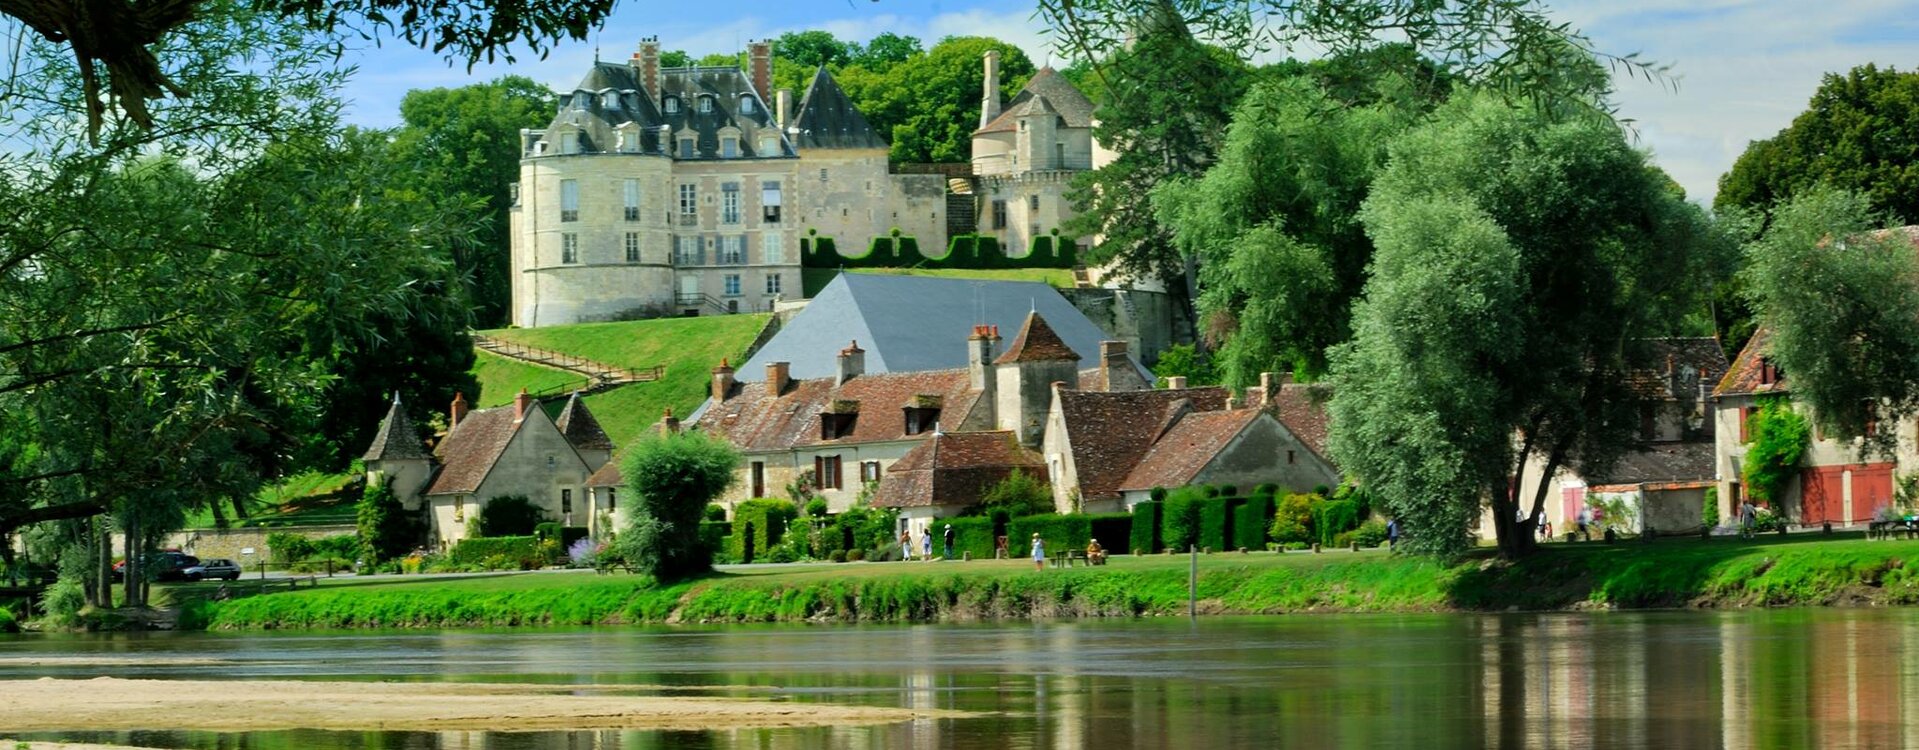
560 180 579 222
762 233 784 264
723 273 741 297
719 235 745 265
698 96 713 113
679 139 695 159
623 179 641 221
1028 195 1040 211
559 132 580 155
758 136 777 155
721 183 741 224
740 95 756 114
765 273 783 295
572 92 588 110
603 92 620 109
722 137 739 158
761 181 782 223
678 184 697 224
625 232 641 262
618 129 640 153
561 489 573 515
561 233 578 264
991 200 1007 230
673 236 702 265
664 96 680 114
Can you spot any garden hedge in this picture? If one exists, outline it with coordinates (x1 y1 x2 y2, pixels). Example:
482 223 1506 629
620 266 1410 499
1234 495 1275 551
1197 497 1242 552
448 536 544 569
1089 513 1132 554
942 516 998 559
1130 500 1163 553
1161 488 1206 552
731 499 798 563
800 232 1076 270
1315 499 1361 548
1009 514 1093 557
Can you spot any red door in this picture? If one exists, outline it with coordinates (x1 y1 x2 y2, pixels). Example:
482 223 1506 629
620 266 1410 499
1851 463 1895 523
1802 467 1844 525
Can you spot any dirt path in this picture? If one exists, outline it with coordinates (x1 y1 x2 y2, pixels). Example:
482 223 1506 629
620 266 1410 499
0 677 963 732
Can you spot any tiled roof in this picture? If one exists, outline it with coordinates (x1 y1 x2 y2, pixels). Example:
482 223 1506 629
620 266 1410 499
1624 337 1729 401
694 368 986 452
425 407 521 496
791 66 887 150
872 431 1044 509
976 67 1096 134
995 312 1080 364
554 391 613 451
1714 328 1786 398
1056 387 1230 500
1118 409 1263 492
586 460 622 489
362 398 431 462
1586 441 1715 487
1270 383 1332 461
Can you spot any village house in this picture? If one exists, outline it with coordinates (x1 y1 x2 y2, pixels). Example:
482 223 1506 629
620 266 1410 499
362 389 613 548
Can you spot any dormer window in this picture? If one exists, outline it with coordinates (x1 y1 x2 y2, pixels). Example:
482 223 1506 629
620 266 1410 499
679 139 695 159
572 92 589 110
1759 357 1781 385
821 412 857 440
740 95 756 114
698 96 714 113
664 96 680 114
758 136 777 155
559 132 580 155
617 128 640 153
904 406 941 436
721 137 738 158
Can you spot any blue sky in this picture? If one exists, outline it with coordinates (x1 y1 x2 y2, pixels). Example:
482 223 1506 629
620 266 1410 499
335 0 1919 204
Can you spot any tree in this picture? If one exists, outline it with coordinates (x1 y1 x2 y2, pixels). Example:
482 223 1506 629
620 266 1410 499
839 36 1035 164
1739 186 1919 446
854 32 922 71
1326 92 1725 558
1718 65 1919 226
356 476 415 563
388 76 555 327
1063 18 1251 306
772 30 852 70
616 431 740 581
1741 398 1811 506
974 469 1052 519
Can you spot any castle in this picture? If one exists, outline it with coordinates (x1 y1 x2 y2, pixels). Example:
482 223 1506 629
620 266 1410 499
509 38 1104 327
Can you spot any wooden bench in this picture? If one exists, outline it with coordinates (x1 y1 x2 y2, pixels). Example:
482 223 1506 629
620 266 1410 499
1050 551 1107 568
1869 519 1918 540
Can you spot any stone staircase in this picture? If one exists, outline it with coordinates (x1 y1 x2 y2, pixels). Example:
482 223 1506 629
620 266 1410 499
472 334 664 398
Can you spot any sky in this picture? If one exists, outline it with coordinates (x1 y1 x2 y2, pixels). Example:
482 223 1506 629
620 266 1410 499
334 0 1919 205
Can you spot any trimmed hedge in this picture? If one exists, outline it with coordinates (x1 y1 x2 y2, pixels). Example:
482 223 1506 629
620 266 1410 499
1161 489 1204 552
1197 497 1242 553
943 517 998 559
1009 515 1092 557
448 536 544 570
1130 501 1163 553
731 499 799 563
700 521 731 557
1316 499 1361 549
800 231 1076 270
1234 495 1275 551
1089 513 1131 553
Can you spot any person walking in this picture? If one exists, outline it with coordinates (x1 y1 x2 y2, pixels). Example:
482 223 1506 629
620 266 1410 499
1576 506 1593 542
1031 533 1046 571
1386 518 1400 551
943 524 956 560
899 530 913 561
1740 500 1757 539
921 530 932 561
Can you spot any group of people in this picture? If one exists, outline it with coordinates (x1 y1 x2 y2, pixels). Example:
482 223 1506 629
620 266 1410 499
897 525 961 561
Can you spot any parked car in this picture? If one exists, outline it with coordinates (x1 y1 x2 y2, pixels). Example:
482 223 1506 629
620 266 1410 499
183 558 243 582
110 551 200 582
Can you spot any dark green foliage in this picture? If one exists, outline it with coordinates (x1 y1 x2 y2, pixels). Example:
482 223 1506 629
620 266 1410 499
831 506 899 558
1742 398 1811 506
1316 499 1362 548
1009 514 1093 556
704 504 727 522
1130 501 1163 553
729 499 799 563
1235 495 1275 550
1161 487 1207 551
475 495 545 538
1717 64 1919 227
266 532 314 565
1152 344 1218 387
448 536 544 570
804 498 829 518
616 430 740 580
1089 513 1132 553
1149 487 1169 502
533 522 561 541
698 522 731 559
1338 520 1390 548
1703 487 1721 529
977 469 1052 519
943 517 998 559
800 233 1072 270
1196 496 1237 551
355 477 415 563
1254 483 1280 498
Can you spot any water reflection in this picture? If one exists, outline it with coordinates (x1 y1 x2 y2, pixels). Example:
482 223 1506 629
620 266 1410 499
10 610 1919 748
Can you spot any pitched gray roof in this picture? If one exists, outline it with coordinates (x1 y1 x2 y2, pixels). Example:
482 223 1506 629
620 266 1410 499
362 397 430 462
554 391 613 451
791 66 887 150
535 62 795 160
976 67 1095 134
734 272 1150 383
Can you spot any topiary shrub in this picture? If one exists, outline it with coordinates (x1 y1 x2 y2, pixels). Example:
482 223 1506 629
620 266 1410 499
731 498 800 563
704 504 727 521
1197 496 1238 552
1315 499 1361 548
1149 486 1169 503
1702 486 1721 528
804 498 829 518
1161 487 1208 551
1234 495 1275 552
1130 501 1163 554
1270 493 1320 544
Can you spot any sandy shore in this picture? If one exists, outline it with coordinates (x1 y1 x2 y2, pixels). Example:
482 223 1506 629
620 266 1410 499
0 677 963 732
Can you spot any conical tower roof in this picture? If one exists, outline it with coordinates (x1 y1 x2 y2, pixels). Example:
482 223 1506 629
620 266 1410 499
362 395 431 461
995 311 1081 364
555 391 614 451
791 66 888 149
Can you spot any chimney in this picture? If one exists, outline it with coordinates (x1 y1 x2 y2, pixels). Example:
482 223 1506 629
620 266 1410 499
747 40 772 105
766 361 791 396
968 325 1001 392
658 407 681 437
1098 340 1129 392
776 88 793 128
1165 376 1188 390
634 37 662 103
1259 372 1283 407
980 49 1002 129
449 391 469 430
513 388 532 422
837 340 866 386
1225 393 1241 410
712 358 737 401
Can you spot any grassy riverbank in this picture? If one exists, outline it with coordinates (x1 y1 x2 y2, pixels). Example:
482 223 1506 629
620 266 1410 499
177 534 1919 630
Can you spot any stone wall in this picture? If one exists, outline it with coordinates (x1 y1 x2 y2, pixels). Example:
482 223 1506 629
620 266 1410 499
159 524 359 562
1059 287 1189 368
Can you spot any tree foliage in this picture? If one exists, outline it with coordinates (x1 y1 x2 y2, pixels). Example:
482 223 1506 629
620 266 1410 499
616 431 740 581
1717 64 1919 226
974 469 1052 519
835 36 1035 164
474 495 545 537
1327 92 1725 557
356 476 415 562
1741 398 1810 506
1739 186 1919 447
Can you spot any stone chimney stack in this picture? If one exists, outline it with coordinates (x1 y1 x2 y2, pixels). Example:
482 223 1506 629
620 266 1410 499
747 40 773 105
513 388 532 422
776 88 793 127
1258 372 1284 408
658 407 681 437
980 49 1002 129
634 37 662 104
1098 340 1130 391
968 325 1001 392
837 341 866 386
1165 376 1187 390
449 391 469 430
712 358 737 402
766 361 791 396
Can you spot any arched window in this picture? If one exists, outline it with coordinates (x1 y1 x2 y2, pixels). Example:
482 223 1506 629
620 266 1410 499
603 92 620 109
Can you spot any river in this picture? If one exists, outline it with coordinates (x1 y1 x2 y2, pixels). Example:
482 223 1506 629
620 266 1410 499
3 609 1916 748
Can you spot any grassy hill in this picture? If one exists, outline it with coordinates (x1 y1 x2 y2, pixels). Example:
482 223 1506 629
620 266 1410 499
476 314 770 447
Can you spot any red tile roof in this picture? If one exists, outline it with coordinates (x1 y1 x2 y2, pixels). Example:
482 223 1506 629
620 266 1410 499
695 368 986 452
995 312 1080 364
872 431 1044 509
1055 387 1230 500
1118 409 1263 492
1623 337 1730 401
1713 327 1786 398
425 407 521 496
1270 383 1332 461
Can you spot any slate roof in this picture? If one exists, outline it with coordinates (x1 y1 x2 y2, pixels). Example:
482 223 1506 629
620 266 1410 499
534 62 793 160
1118 409 1263 492
731 272 1149 383
695 368 987 452
1270 383 1332 462
425 407 521 496
871 431 1044 509
362 397 430 462
976 67 1096 134
791 66 887 150
1625 337 1729 401
1055 387 1230 501
554 391 613 451
1586 441 1716 488
1714 328 1786 398
996 311 1080 364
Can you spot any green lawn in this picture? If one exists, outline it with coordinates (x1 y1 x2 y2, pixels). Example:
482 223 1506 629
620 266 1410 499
473 315 769 447
472 350 588 407
180 468 362 530
804 267 1075 296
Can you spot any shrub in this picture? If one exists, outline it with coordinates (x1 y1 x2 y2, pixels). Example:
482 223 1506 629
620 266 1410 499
566 537 600 568
266 532 315 565
1149 487 1169 502
616 430 741 580
356 476 416 563
1253 483 1280 498
1702 486 1721 528
731 498 799 563
40 577 85 628
1089 513 1132 553
1340 520 1390 548
533 522 562 541
978 469 1052 519
1009 514 1093 556
804 498 829 518
944 516 998 559
1271 493 1320 544
1234 495 1275 551
1315 499 1361 548
449 536 544 570
704 504 728 521
1743 397 1810 505
829 550 847 563
847 548 865 561
475 495 546 538
1130 501 1163 554
1197 496 1238 552
0 603 18 633
1161 487 1208 551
